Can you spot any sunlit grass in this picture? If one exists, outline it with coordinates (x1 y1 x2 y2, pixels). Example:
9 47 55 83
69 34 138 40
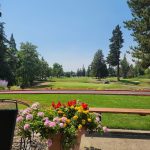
0 94 150 130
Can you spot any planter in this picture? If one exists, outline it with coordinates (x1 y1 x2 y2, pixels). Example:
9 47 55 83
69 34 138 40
48 128 86 150
0 100 18 150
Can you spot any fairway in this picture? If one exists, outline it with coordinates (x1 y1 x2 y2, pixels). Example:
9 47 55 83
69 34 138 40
0 94 150 130
28 77 150 90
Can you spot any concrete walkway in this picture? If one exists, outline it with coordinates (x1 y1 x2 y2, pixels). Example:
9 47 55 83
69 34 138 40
0 90 150 96
81 129 150 150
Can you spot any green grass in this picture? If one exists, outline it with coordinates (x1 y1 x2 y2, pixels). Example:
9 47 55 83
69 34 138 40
29 77 150 90
0 94 150 130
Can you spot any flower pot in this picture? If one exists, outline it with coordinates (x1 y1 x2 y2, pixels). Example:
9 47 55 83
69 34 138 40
48 134 62 150
72 128 86 150
48 128 86 150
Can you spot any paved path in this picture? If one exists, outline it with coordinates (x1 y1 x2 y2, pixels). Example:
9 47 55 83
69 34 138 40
0 90 150 96
81 129 150 150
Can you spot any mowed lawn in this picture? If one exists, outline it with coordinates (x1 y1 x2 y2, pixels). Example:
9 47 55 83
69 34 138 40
29 77 150 90
0 94 150 130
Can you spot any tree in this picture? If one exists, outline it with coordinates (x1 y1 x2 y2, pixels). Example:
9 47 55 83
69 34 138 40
52 63 63 77
124 0 150 69
107 25 124 81
0 21 12 84
17 42 40 87
91 49 108 79
127 64 135 78
86 65 92 77
120 55 130 78
39 57 49 80
7 34 18 84
82 65 86 77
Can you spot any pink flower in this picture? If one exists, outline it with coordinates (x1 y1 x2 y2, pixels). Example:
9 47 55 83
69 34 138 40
59 123 64 128
24 124 30 131
103 126 109 133
31 102 40 110
37 112 44 117
49 122 56 127
26 114 33 120
22 108 32 115
53 117 60 123
61 117 67 123
44 120 50 127
48 139 52 148
17 116 23 122
43 117 49 121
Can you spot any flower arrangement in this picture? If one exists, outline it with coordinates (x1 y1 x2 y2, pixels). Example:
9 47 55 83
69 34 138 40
17 100 104 150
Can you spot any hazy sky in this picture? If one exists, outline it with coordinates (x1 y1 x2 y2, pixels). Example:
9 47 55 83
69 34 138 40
1 0 134 71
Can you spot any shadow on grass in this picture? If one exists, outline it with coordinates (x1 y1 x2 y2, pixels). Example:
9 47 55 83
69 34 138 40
33 84 54 89
120 79 140 85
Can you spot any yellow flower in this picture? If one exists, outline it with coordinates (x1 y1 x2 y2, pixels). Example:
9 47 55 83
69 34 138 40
66 119 71 124
78 109 82 113
58 110 63 114
73 115 78 120
70 106 74 109
83 110 89 114
64 123 67 127
88 118 92 122
75 107 78 110
82 119 86 125
78 124 82 130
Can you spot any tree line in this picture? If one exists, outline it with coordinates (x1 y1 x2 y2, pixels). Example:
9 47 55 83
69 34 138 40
0 0 150 88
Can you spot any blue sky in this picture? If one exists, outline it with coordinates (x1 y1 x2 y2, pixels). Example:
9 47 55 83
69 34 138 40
1 0 134 71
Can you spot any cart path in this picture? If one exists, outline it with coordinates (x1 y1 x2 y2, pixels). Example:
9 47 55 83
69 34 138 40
0 90 150 96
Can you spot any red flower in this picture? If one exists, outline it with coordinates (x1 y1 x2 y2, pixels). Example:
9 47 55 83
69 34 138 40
56 101 62 108
67 100 77 106
81 103 88 109
52 102 55 108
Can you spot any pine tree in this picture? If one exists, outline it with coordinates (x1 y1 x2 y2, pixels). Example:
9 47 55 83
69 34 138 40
120 55 130 78
107 25 124 81
0 20 10 84
124 0 150 68
7 34 18 84
82 65 86 77
91 49 108 79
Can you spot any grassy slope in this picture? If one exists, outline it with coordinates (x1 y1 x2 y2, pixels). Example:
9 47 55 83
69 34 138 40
29 77 150 90
0 94 150 130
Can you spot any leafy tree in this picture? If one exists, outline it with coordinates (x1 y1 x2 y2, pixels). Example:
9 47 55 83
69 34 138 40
107 25 124 81
91 49 108 79
17 42 40 88
52 63 63 77
120 55 130 78
134 61 145 77
124 0 150 69
39 57 49 80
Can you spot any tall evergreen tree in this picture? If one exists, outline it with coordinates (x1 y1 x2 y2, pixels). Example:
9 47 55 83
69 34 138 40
124 0 150 68
120 55 130 78
0 19 11 84
82 65 86 77
91 49 108 79
107 25 124 81
7 34 18 84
